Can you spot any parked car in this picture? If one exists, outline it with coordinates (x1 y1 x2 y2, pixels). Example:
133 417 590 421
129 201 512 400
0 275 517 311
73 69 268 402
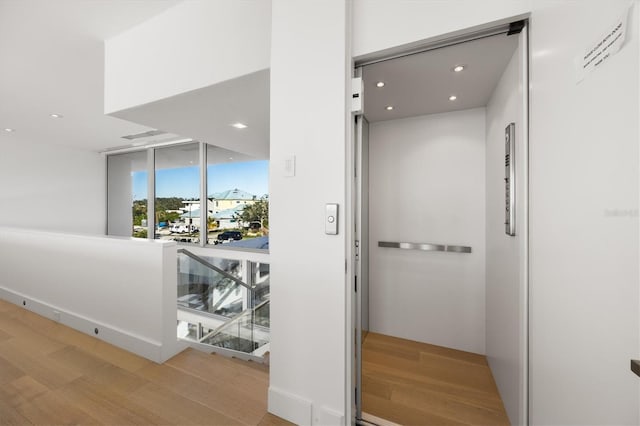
217 231 242 242
171 224 186 233
171 223 197 234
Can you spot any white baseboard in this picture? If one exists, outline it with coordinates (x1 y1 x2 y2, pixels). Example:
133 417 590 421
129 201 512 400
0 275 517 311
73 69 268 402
318 406 345 425
0 286 173 363
269 386 313 425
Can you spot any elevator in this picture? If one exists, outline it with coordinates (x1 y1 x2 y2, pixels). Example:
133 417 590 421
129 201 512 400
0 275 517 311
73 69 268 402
353 21 529 425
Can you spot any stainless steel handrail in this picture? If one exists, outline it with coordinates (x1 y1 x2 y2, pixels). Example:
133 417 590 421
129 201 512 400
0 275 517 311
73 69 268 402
378 241 472 253
177 248 254 291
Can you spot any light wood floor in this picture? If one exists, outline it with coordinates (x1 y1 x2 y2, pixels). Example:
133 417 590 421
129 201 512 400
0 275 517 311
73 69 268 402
0 298 293 425
362 332 510 426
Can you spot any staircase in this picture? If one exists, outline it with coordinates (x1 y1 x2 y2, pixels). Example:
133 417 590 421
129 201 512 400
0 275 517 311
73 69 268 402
176 248 270 362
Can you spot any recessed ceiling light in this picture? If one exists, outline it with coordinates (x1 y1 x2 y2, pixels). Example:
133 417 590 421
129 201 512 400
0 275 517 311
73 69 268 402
228 157 233 160
50 113 63 118
4 128 14 132
376 81 385 88
453 65 465 72
385 105 394 111
231 122 247 129
449 95 457 101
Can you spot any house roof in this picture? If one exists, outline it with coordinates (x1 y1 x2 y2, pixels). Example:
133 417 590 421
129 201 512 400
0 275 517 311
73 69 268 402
180 209 201 219
209 188 256 201
224 236 269 250
211 205 246 219
180 204 247 220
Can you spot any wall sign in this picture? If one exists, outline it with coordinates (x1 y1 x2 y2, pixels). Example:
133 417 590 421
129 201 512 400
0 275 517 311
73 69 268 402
576 5 630 83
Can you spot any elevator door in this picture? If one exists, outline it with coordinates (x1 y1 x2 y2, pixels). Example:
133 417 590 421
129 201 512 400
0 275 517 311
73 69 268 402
354 114 369 421
353 27 527 424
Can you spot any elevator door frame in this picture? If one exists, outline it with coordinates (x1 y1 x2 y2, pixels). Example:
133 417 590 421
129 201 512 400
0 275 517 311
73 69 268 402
350 19 530 425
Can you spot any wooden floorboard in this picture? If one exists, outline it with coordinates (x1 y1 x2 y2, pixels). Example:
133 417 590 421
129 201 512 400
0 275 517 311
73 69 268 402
362 332 510 426
0 298 294 426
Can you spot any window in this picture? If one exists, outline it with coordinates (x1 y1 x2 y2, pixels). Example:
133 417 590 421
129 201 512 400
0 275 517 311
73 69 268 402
107 151 148 238
154 143 200 244
106 141 269 251
206 145 269 249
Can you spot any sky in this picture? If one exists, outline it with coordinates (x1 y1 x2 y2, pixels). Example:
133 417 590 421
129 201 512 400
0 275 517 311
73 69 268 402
132 160 269 200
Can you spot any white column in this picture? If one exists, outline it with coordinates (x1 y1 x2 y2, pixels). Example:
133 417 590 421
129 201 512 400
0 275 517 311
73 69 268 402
269 1 350 425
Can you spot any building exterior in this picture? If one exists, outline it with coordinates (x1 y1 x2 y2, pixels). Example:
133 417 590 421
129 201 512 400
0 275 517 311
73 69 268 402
211 205 245 230
210 188 259 212
175 190 261 229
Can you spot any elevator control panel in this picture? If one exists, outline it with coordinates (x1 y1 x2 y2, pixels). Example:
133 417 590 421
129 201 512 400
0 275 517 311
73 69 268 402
351 77 363 114
505 123 516 236
325 203 339 235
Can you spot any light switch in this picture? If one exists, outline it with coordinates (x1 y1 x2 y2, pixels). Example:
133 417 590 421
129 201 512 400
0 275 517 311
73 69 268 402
325 203 338 235
284 155 295 177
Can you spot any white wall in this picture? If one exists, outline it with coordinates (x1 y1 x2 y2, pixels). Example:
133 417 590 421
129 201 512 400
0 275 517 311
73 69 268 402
0 228 180 363
104 0 271 114
269 1 349 425
485 45 526 425
353 0 531 59
368 108 486 354
529 1 639 424
0 140 105 235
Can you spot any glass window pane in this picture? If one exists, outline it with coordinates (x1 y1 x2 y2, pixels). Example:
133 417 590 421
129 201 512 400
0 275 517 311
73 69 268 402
206 145 269 249
107 151 148 238
155 143 200 243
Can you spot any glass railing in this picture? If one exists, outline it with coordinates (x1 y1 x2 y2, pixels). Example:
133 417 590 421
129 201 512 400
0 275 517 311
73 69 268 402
176 249 270 357
177 249 250 318
200 300 270 354
251 260 270 307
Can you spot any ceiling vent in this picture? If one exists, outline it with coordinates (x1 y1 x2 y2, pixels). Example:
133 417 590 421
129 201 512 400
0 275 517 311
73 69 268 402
121 129 167 140
101 129 192 154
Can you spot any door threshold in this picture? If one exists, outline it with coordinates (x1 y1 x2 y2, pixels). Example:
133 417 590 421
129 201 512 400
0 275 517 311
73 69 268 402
359 412 401 426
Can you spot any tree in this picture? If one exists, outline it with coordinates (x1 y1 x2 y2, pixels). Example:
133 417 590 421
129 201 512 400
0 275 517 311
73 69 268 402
156 210 181 223
236 200 269 230
155 197 185 212
133 229 148 239
132 199 147 226
132 198 186 226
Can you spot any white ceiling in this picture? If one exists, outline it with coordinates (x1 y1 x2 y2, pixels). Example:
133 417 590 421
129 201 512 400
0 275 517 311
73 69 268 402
0 0 181 151
0 0 514 155
111 69 270 160
362 34 518 122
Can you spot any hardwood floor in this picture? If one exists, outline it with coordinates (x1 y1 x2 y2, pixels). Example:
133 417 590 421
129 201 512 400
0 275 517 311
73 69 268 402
362 332 510 426
0 298 293 425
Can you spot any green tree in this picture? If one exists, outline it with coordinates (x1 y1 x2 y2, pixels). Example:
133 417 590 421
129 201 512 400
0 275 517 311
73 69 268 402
132 199 147 226
155 197 185 212
133 229 148 239
133 197 188 226
156 210 181 223
236 200 269 229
